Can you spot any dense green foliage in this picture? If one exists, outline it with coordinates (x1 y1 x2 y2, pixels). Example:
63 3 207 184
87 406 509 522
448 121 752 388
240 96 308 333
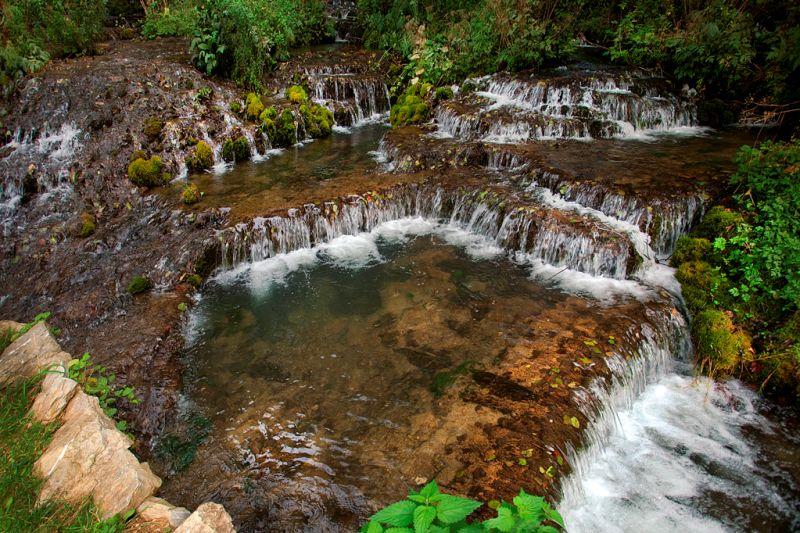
358 0 800 105
362 480 564 533
0 376 131 531
0 0 105 88
674 139 800 398
188 0 334 88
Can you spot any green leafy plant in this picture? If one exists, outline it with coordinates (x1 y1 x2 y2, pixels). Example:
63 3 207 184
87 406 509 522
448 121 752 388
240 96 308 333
361 481 564 533
66 353 140 431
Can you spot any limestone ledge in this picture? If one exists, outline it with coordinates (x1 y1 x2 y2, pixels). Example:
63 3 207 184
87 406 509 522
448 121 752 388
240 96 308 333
0 321 235 532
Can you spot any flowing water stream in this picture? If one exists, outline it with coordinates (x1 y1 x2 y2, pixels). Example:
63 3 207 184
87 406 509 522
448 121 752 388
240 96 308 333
156 56 800 532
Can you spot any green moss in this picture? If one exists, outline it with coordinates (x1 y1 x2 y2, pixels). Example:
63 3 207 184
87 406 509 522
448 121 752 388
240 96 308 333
143 116 164 142
127 156 168 187
299 102 333 138
182 183 201 205
78 212 95 238
221 136 251 162
390 84 431 127
187 141 214 172
186 274 203 287
245 92 264 121
434 86 454 100
127 276 152 295
262 109 297 148
675 260 731 316
230 101 242 114
287 85 308 104
694 206 744 239
692 309 752 373
259 106 278 121
671 236 712 266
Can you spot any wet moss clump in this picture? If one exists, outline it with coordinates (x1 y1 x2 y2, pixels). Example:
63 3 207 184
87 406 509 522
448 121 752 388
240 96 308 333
671 236 711 266
221 136 251 162
186 273 203 287
390 82 432 127
230 101 242 114
182 183 201 205
434 86 454 101
694 206 743 239
127 275 152 295
245 92 264 121
186 141 213 171
300 102 333 138
692 309 752 374
78 212 95 238
128 156 168 187
262 108 296 148
675 260 730 316
143 116 164 142
287 85 308 104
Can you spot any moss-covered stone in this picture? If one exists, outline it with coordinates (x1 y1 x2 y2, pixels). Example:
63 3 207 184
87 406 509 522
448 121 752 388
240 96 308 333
262 109 296 148
127 156 168 187
187 141 214 171
230 101 242 114
221 136 251 163
78 212 95 238
694 206 744 239
692 309 752 373
434 86 454 101
675 260 731 316
245 92 264 121
182 183 201 205
300 103 333 139
390 83 432 127
287 85 308 104
143 116 164 142
127 275 152 295
671 236 712 266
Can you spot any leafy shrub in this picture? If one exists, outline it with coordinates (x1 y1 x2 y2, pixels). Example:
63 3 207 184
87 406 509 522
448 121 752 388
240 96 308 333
127 276 152 295
186 140 214 171
692 309 752 374
142 1 200 39
190 0 334 89
78 212 96 238
182 183 201 204
66 353 140 430
221 136 251 162
361 480 564 533
127 156 168 187
287 85 308 103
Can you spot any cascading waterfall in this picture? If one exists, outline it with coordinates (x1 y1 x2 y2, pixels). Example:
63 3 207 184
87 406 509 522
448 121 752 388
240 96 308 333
219 184 635 279
309 74 391 127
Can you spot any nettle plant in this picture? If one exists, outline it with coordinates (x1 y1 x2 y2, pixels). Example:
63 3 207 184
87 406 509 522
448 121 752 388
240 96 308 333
361 481 565 533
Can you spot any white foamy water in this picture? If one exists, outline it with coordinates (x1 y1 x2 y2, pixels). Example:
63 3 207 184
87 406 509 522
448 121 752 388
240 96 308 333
560 373 799 532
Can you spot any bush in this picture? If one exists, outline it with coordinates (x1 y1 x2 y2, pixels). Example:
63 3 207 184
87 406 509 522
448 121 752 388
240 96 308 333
182 183 201 204
142 1 199 38
692 309 752 374
287 85 308 103
78 212 96 238
671 236 711 266
221 136 250 162
127 156 168 187
187 140 214 171
127 276 152 295
190 0 334 89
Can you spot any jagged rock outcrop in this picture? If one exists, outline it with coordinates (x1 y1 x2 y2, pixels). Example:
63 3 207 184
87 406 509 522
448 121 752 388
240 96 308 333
0 322 69 385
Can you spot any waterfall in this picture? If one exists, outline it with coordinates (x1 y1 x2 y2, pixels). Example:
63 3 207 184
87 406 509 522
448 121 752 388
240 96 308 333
310 74 391 127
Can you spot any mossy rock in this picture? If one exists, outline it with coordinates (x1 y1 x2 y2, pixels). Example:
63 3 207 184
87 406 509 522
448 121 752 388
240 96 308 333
245 93 264 121
182 183 201 205
675 260 731 316
692 309 752 374
221 136 251 163
300 103 333 139
262 109 296 148
143 116 164 142
78 212 95 238
186 273 203 287
434 86 454 101
187 141 214 172
694 206 744 239
390 93 429 127
128 156 168 187
287 85 308 104
671 236 712 266
127 275 152 295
